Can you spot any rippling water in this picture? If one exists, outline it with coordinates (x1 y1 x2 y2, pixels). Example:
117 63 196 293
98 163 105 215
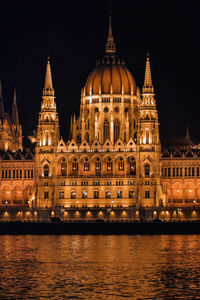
0 235 200 299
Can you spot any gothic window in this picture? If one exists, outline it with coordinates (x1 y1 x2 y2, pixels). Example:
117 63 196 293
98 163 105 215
197 167 200 177
103 120 110 142
145 190 150 198
168 168 171 177
117 190 122 198
118 158 124 171
82 190 88 199
105 191 111 198
107 158 113 172
130 158 136 175
84 158 90 171
44 165 49 177
72 158 78 173
31 169 33 178
61 161 67 176
24 169 26 178
129 190 134 198
28 169 30 178
20 169 22 178
188 167 191 176
172 167 175 177
95 160 101 175
144 164 150 176
16 169 19 178
2 169 4 179
114 120 120 144
71 191 76 199
94 190 99 199
59 190 65 199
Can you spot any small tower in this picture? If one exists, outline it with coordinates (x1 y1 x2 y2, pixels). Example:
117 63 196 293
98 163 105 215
137 54 165 208
11 88 23 151
35 57 60 208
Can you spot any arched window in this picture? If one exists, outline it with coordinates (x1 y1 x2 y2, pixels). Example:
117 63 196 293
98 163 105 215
61 159 67 176
72 158 78 173
105 191 111 198
103 120 110 142
84 158 90 171
44 165 49 177
107 158 113 172
145 190 150 198
59 190 65 199
114 120 120 143
129 158 136 175
95 158 101 175
117 190 122 198
144 164 150 176
197 167 200 177
82 190 88 199
44 191 49 199
129 190 134 198
118 157 124 171
71 191 76 199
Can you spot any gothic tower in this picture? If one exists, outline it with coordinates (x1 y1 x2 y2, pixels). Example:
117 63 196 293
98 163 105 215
11 88 23 151
137 54 165 207
35 58 60 208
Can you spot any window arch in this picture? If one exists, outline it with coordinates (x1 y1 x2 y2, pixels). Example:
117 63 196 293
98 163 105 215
144 163 150 176
146 129 149 144
103 120 110 142
114 120 120 143
44 165 49 177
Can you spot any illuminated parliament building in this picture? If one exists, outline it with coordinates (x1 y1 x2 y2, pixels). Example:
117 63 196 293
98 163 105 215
0 15 200 221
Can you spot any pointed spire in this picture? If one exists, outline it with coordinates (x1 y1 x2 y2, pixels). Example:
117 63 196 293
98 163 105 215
12 87 19 125
43 56 54 96
143 53 154 93
0 80 4 120
105 9 116 56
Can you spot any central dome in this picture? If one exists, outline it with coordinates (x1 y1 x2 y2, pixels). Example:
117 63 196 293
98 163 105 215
85 59 136 96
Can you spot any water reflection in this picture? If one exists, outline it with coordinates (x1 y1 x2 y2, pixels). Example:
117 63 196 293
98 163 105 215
0 235 200 299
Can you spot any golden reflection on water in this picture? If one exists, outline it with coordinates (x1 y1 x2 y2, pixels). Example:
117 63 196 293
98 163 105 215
0 235 200 299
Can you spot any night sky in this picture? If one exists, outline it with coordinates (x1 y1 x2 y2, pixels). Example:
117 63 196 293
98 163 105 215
0 1 199 146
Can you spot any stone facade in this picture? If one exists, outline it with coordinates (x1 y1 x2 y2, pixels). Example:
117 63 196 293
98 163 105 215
0 15 200 221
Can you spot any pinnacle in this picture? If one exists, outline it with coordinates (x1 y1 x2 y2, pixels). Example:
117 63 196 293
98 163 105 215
143 54 154 93
43 57 54 96
105 10 116 55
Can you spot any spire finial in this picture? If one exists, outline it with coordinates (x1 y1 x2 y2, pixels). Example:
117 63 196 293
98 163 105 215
105 9 116 56
12 87 19 125
43 56 54 96
143 53 154 93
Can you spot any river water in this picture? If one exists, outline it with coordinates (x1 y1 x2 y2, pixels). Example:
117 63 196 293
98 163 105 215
0 235 200 299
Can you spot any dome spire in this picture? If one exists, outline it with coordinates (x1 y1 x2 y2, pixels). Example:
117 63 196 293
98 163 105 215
105 9 116 55
143 53 154 93
43 56 54 96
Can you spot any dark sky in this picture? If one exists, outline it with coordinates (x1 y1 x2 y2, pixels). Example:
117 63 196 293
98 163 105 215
0 1 199 145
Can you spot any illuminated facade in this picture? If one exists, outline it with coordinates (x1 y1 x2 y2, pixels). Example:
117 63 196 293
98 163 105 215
34 15 165 210
1 15 200 221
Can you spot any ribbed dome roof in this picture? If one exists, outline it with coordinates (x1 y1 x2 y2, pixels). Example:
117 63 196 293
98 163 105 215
85 59 136 96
